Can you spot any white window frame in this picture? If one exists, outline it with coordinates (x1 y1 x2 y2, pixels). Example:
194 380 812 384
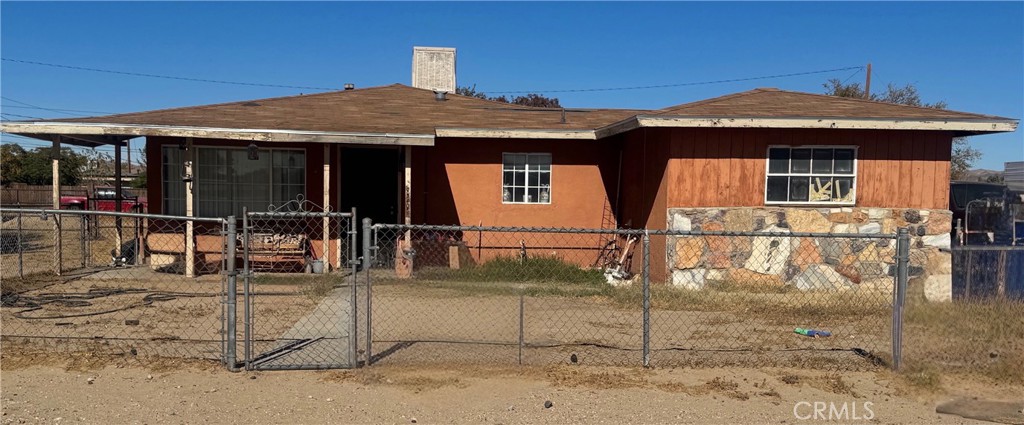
501 152 552 205
162 144 307 217
763 145 858 206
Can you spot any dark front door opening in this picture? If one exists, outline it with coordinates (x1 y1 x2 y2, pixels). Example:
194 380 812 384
339 147 401 227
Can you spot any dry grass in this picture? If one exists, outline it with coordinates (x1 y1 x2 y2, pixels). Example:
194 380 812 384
903 296 1024 383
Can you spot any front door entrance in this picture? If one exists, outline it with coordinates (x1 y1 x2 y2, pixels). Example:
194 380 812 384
339 147 401 227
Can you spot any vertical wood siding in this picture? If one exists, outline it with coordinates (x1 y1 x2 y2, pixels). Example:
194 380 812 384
664 128 953 210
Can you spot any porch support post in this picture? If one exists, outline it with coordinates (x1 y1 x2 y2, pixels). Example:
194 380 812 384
114 140 123 260
403 146 412 243
322 144 331 270
184 137 196 278
51 135 62 276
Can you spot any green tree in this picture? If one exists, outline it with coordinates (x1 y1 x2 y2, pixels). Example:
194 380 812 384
985 174 1005 184
16 147 87 186
824 79 980 180
0 144 26 186
456 85 562 108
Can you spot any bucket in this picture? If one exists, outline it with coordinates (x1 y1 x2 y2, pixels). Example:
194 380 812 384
309 259 325 274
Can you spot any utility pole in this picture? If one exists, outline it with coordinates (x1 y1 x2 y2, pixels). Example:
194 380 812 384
864 62 872 100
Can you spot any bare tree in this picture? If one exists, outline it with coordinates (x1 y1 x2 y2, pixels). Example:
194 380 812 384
824 79 980 180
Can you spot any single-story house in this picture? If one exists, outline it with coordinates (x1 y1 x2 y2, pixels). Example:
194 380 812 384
2 48 1017 286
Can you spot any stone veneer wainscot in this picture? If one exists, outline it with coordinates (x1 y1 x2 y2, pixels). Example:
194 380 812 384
666 207 952 300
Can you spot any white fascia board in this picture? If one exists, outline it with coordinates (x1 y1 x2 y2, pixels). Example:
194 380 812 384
594 118 641 139
636 115 1019 133
0 122 436 146
435 128 596 140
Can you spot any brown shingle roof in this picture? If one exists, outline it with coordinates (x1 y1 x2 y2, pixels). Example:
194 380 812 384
57 84 646 134
12 85 1014 142
653 88 1013 121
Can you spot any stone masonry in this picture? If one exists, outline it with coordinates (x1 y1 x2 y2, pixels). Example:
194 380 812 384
666 207 953 299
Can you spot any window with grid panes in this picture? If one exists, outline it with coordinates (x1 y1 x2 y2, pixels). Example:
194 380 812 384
161 146 305 217
161 146 186 216
765 147 856 204
502 153 551 204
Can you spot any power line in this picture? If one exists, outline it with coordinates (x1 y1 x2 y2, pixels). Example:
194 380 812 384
2 104 115 115
0 112 44 120
3 57 342 91
841 67 863 85
5 57 866 96
1 96 91 117
487 66 865 94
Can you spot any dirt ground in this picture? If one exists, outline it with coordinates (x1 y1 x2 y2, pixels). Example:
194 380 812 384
1 353 1019 424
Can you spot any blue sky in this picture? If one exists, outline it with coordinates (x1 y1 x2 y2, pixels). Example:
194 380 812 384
1 2 1021 170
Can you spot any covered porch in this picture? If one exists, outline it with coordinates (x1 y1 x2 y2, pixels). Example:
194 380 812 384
0 121 433 277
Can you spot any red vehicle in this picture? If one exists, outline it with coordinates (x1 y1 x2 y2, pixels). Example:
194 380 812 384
60 187 147 212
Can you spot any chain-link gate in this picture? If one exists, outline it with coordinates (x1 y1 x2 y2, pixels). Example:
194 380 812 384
242 205 358 370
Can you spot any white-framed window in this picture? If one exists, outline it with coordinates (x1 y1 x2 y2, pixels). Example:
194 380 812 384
502 153 551 204
765 146 856 205
161 145 306 217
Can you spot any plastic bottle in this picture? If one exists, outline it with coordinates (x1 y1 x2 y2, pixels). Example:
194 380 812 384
794 327 832 338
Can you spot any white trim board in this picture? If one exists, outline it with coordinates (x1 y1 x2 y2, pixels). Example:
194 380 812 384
636 115 1019 133
0 122 435 146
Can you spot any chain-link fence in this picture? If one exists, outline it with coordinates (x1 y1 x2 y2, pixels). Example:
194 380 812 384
652 228 897 369
365 223 905 370
0 208 231 364
242 208 358 370
9 208 1017 377
901 246 1024 383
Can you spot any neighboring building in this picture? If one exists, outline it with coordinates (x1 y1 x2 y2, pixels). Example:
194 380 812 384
1 48 1018 285
1006 161 1024 191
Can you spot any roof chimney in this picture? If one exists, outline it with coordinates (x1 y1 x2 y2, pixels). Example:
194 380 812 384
412 46 456 93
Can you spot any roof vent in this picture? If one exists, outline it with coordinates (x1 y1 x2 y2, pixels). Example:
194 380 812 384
412 46 456 93
344 83 355 91
434 90 447 101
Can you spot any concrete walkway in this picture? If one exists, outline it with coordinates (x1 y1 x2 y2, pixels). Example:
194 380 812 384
251 286 354 369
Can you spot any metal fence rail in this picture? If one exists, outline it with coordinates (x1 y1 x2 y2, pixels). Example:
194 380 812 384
366 223 906 370
0 208 231 364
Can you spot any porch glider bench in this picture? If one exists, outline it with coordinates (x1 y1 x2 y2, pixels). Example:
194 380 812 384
247 232 309 272
146 232 310 273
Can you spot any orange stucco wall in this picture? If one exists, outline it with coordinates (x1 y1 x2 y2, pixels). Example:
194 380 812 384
411 137 619 228
408 137 621 266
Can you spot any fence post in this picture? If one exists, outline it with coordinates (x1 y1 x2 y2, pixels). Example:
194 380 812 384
135 215 143 266
224 216 239 371
53 211 62 276
997 250 1007 299
362 217 373 366
16 210 23 279
349 208 358 368
642 231 651 368
80 214 87 268
242 208 252 370
892 227 910 371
